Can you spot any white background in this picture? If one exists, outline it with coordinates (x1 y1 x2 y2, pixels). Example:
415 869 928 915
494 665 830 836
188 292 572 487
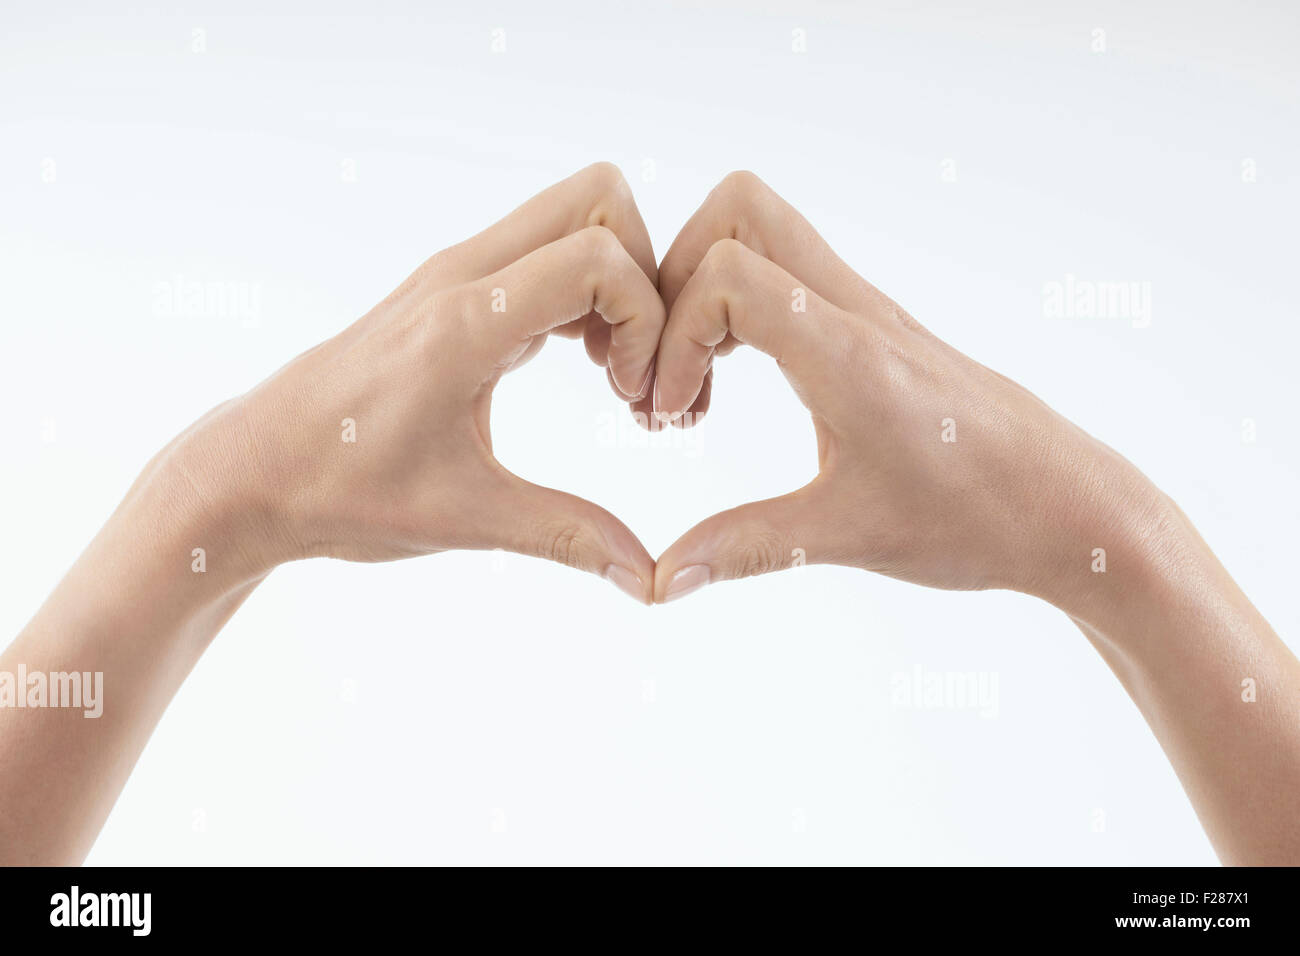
2 1 1297 864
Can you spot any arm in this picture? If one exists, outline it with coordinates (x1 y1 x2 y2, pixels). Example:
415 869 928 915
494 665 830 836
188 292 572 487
648 171 1299 865
1066 534 1300 866
0 162 663 864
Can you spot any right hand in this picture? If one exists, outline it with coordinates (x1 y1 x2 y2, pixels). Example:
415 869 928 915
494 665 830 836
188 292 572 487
650 171 1175 613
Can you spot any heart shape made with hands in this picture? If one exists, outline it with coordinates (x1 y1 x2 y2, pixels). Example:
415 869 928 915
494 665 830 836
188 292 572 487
356 163 1013 615
482 164 834 607
344 162 786 609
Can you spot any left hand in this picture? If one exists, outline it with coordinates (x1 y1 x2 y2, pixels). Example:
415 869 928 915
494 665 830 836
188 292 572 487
161 162 665 602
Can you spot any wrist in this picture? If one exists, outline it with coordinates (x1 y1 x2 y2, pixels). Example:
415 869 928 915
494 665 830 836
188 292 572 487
35 447 276 667
1027 466 1212 644
129 401 297 598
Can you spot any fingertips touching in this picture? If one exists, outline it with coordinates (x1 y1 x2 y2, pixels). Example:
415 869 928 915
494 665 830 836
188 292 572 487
485 468 656 604
652 489 822 603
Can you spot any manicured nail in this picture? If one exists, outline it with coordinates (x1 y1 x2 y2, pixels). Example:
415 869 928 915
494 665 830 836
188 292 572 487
652 377 679 423
604 564 646 603
634 360 655 399
663 564 710 602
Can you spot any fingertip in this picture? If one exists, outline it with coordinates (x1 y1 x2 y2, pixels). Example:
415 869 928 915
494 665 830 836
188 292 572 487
633 358 655 399
669 367 712 428
605 357 655 408
657 563 711 604
604 563 653 605
628 393 662 431
652 375 687 425
592 514 657 602
652 529 716 604
608 355 655 402
583 314 611 367
605 366 634 400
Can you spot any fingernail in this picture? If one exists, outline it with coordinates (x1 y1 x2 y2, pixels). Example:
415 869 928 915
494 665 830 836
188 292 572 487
652 377 679 423
604 564 647 604
634 360 655 399
663 564 710 603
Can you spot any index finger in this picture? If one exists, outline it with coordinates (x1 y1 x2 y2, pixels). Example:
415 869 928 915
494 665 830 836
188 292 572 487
653 238 849 423
454 225 666 397
423 162 658 290
658 170 874 316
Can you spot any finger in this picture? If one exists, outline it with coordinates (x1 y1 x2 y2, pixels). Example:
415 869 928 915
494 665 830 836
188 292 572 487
676 364 711 426
550 315 590 340
659 170 901 322
484 467 655 604
627 364 712 431
422 161 659 288
653 485 828 603
651 238 846 424
585 318 612 367
607 361 652 402
456 226 665 396
502 332 548 373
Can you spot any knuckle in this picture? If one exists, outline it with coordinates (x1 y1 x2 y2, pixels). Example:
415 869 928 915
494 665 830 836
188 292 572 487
583 160 628 195
540 524 587 570
574 223 622 262
430 283 479 332
698 237 749 287
430 283 467 316
715 169 768 208
709 236 749 267
710 171 774 253
423 286 471 349
733 530 787 580
583 161 634 228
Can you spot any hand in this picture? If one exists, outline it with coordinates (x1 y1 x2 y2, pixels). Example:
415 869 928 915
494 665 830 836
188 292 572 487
645 172 1300 866
2 163 675 865
649 171 1171 611
170 162 664 602
7 165 1296 867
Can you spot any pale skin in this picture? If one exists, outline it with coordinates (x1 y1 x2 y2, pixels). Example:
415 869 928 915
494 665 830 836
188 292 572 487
1 165 1294 865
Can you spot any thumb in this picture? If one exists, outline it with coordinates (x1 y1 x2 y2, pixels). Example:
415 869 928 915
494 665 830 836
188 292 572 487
482 467 656 605
651 238 845 426
653 484 829 603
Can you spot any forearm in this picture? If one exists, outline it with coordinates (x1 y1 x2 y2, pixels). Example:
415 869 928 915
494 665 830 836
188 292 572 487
1052 491 1300 865
0 166 666 864
0 429 270 864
